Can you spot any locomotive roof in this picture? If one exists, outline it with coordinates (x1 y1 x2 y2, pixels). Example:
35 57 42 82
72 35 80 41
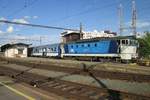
67 35 136 44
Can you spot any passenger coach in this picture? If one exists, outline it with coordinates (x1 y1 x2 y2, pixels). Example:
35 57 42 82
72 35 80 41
30 43 60 57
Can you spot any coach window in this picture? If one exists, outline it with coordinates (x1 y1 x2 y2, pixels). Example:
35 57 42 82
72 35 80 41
51 48 53 51
94 43 97 47
36 49 39 53
35 49 38 52
39 49 42 52
71 45 73 48
76 45 78 48
48 48 51 51
81 44 84 47
54 47 56 51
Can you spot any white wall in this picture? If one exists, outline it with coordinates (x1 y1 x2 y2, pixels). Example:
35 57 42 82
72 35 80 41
4 46 28 58
120 45 138 60
83 31 116 39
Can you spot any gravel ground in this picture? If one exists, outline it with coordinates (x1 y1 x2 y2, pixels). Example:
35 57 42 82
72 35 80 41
1 57 150 75
0 63 150 97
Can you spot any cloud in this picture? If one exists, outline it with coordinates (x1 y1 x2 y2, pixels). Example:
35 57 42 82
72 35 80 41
13 18 29 24
0 17 7 20
0 30 4 34
126 21 150 29
33 16 38 19
7 26 14 33
24 16 31 19
137 21 150 28
24 16 38 19
0 17 7 25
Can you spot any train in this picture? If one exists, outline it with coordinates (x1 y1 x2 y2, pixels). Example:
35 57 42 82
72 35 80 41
29 35 139 62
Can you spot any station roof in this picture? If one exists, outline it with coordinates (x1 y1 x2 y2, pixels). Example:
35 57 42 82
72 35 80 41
1 43 29 52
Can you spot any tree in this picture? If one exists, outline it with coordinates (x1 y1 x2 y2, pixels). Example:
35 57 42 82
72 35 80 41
138 32 150 59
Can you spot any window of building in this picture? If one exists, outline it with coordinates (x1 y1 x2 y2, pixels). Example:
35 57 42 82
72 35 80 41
88 44 90 47
18 48 24 54
71 45 73 48
81 44 84 47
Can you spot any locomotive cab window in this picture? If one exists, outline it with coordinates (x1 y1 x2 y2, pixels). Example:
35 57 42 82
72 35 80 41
117 40 120 45
122 40 126 45
126 40 129 45
121 39 130 45
130 40 138 45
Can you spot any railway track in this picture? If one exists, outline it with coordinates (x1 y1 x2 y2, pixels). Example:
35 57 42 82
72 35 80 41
2 60 150 83
0 66 149 100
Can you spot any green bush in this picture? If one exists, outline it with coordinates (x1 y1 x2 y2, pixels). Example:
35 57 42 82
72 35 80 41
138 32 150 59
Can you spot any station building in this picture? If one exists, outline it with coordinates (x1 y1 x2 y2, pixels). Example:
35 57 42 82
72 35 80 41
1 43 29 58
61 31 83 43
82 30 117 39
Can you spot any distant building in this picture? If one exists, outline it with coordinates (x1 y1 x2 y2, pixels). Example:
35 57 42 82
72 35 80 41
82 30 117 39
61 31 83 43
1 43 29 58
61 30 117 43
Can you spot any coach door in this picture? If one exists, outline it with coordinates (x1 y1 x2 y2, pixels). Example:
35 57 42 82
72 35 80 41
42 48 47 57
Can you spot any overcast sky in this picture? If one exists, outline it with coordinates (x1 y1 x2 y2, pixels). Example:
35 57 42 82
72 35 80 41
0 0 150 46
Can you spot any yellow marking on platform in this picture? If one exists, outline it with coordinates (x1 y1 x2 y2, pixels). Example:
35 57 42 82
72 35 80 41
19 84 56 100
0 82 35 100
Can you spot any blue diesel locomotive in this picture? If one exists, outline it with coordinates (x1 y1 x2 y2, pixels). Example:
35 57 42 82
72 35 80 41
30 36 138 61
